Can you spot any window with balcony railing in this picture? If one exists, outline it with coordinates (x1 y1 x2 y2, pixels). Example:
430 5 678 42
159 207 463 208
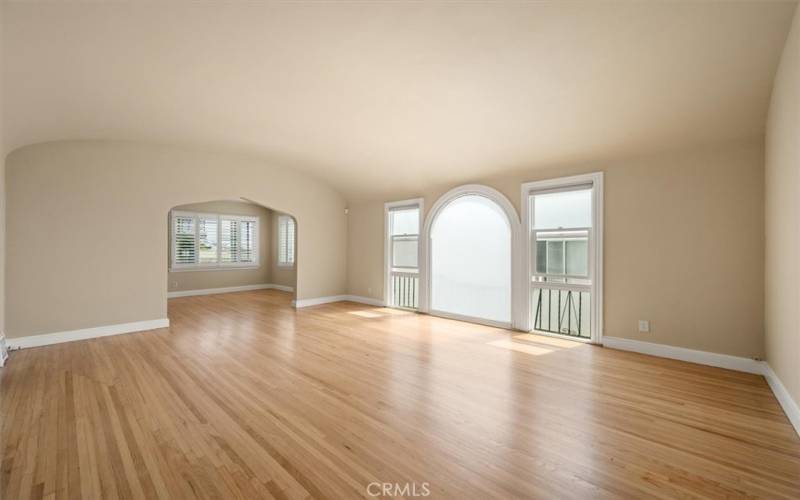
529 186 594 339
387 203 420 309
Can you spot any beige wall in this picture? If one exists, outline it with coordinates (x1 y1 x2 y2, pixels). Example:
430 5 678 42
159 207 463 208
765 8 800 407
167 200 275 293
270 211 297 289
6 140 346 338
348 140 765 359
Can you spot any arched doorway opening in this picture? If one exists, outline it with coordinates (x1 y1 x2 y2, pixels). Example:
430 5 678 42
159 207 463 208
423 185 520 327
166 198 297 307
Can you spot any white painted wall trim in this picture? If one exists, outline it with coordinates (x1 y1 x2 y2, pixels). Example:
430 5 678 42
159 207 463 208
6 318 170 350
167 283 293 298
763 363 800 436
292 295 386 308
344 295 386 306
602 337 800 436
0 334 8 367
602 336 763 374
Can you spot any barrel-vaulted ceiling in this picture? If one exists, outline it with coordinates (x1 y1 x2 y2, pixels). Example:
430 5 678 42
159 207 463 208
3 1 797 202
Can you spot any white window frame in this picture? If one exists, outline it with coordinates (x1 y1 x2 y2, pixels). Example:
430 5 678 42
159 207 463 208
277 215 296 267
521 172 604 343
384 198 424 308
420 185 524 330
170 210 260 271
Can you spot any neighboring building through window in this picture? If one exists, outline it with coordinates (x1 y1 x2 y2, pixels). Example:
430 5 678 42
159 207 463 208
278 215 296 266
171 211 258 269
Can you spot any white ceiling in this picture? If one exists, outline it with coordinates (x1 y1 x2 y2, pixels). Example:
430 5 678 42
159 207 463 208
3 1 797 202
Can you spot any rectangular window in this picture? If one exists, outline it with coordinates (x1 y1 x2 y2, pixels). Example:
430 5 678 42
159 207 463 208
386 202 421 310
278 215 295 266
171 211 259 270
526 175 601 341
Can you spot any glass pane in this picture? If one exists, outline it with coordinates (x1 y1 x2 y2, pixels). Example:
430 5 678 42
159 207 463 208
198 217 218 264
392 236 418 268
546 240 564 274
431 195 511 323
390 208 419 235
566 239 588 276
535 240 547 274
532 188 592 229
534 230 589 278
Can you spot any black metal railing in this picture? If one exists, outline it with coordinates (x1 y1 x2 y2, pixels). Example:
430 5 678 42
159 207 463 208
532 287 590 338
391 272 419 309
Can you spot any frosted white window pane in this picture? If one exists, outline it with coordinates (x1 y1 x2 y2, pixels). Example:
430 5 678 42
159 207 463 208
533 189 592 229
565 239 588 276
431 195 511 323
546 240 564 274
391 208 419 235
392 237 418 268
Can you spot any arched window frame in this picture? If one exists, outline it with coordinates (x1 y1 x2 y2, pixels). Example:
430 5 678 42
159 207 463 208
420 184 526 329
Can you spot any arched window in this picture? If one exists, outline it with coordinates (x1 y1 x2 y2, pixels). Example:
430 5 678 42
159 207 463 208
427 188 516 325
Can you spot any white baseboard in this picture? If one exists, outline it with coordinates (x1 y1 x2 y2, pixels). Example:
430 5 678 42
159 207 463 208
0 333 8 368
6 318 170 350
603 336 799 437
292 294 386 308
343 295 386 306
167 283 293 298
763 363 800 436
602 336 763 374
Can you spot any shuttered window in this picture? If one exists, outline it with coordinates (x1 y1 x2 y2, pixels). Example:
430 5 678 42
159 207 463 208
278 215 295 266
171 211 259 270
174 215 196 265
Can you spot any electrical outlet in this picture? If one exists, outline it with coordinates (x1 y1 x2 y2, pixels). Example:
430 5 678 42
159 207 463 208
172 281 178 288
638 320 650 333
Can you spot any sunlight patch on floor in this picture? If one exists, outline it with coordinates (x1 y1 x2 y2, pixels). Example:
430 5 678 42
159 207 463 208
486 339 554 356
347 307 414 318
513 334 584 348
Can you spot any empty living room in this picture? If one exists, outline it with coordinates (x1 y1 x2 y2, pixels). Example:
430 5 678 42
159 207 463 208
2 1 800 498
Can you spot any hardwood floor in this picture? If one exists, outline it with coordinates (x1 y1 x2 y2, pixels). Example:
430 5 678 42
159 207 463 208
1 289 799 499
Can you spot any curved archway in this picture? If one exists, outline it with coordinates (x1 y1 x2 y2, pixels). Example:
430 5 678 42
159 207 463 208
166 198 297 307
421 185 522 328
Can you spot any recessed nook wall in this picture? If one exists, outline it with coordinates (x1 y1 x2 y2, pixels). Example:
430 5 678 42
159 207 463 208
5 141 345 338
166 200 297 296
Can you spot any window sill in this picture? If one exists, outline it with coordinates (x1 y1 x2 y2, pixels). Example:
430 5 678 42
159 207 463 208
276 263 295 268
170 266 260 273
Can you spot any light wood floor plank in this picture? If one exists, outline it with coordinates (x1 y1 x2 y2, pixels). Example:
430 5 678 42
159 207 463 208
2 289 799 499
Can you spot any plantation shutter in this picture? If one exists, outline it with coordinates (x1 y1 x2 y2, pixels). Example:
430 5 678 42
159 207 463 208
240 220 255 263
173 215 197 265
278 216 295 265
198 216 219 264
221 218 240 263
